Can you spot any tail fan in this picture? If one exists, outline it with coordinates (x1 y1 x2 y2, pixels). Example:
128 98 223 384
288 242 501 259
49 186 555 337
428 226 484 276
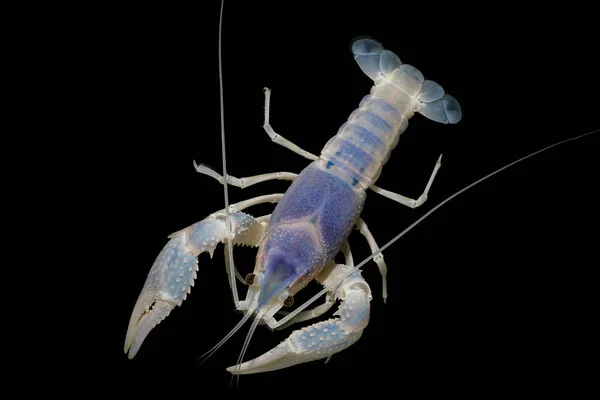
416 80 462 124
352 38 462 124
351 38 402 80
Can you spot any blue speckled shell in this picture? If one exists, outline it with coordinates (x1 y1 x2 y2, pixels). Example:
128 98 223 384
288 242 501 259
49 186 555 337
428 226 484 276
256 163 366 306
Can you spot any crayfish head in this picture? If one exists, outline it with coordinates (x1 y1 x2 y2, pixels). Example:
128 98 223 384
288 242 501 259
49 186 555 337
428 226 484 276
257 253 297 308
243 223 325 324
238 269 292 327
239 251 308 325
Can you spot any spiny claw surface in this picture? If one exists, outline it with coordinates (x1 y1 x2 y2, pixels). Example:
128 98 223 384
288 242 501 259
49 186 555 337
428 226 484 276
226 318 362 374
125 212 263 359
124 231 200 359
227 276 371 374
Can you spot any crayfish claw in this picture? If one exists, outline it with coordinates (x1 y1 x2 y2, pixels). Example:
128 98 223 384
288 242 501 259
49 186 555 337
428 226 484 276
124 296 175 359
227 273 372 374
124 230 200 359
125 212 264 359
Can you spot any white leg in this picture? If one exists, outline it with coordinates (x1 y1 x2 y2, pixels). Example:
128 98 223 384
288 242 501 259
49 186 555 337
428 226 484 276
370 154 443 208
223 193 283 214
223 242 247 285
275 291 337 330
263 87 319 161
216 194 283 289
195 161 297 188
355 218 388 303
340 241 354 268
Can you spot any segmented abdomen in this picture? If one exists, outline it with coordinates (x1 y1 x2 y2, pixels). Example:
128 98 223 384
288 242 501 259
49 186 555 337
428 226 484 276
320 74 421 188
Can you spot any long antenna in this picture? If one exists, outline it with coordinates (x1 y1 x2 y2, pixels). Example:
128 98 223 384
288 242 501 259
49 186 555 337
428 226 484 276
276 128 599 327
218 0 238 304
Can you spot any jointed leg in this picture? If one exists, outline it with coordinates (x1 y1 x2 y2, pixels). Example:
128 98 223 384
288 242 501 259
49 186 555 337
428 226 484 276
195 161 297 188
263 87 319 161
224 214 273 286
370 154 443 209
223 242 246 285
194 87 318 189
355 218 388 303
275 291 337 330
214 194 283 297
222 193 283 214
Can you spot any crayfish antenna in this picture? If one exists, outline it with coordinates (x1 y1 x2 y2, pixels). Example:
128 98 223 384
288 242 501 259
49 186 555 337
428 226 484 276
196 308 254 366
215 0 239 306
349 128 600 276
229 315 261 387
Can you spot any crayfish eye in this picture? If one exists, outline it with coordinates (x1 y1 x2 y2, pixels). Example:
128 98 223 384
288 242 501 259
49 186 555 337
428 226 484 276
245 273 255 285
283 294 294 307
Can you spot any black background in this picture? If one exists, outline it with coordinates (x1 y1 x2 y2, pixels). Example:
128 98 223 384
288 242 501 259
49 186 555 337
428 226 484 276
80 1 598 395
